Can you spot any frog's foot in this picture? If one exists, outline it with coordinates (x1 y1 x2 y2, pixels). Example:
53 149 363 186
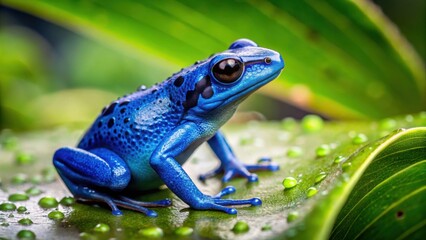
196 186 262 214
76 189 169 217
199 157 279 183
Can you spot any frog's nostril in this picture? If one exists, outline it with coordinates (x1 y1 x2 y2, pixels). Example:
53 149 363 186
264 57 272 64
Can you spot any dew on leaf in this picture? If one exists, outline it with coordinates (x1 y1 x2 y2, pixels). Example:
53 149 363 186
287 211 299 222
139 227 164 238
301 114 324 133
0 202 17 211
282 177 298 189
18 218 33 225
11 173 28 185
286 147 303 158
307 187 318 198
17 206 27 213
15 152 35 165
281 117 297 131
342 162 352 172
38 196 59 208
8 193 29 202
314 172 327 183
17 230 36 240
261 224 272 231
232 220 249 233
333 155 346 164
48 210 65 221
25 187 43 196
379 118 397 130
352 133 368 144
316 144 331 157
79 232 96 240
60 197 75 206
93 223 110 233
175 226 194 236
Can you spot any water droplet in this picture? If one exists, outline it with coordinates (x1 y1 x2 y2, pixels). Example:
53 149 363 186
239 136 254 146
282 177 298 189
8 193 29 202
333 156 346 164
352 133 368 144
38 196 59 208
287 211 299 222
286 147 303 158
48 210 64 221
0 202 17 211
18 218 33 225
261 224 272 231
342 162 352 172
17 230 36 240
315 172 327 183
232 220 249 233
281 117 297 131
60 197 75 206
15 152 35 165
301 115 324 133
79 232 96 240
175 226 194 236
307 187 318 198
405 114 413 122
11 173 28 184
316 144 331 157
93 223 110 233
17 206 27 213
139 227 164 238
30 175 42 184
25 187 42 196
41 167 56 183
379 118 397 130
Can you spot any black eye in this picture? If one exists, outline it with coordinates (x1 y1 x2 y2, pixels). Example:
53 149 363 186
212 58 244 84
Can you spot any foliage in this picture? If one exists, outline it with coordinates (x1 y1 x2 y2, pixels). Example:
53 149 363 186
0 0 425 130
0 114 425 239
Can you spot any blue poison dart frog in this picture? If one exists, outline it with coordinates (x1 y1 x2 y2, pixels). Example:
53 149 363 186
53 39 285 217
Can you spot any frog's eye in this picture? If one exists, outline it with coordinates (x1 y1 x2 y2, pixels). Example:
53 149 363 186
212 58 244 84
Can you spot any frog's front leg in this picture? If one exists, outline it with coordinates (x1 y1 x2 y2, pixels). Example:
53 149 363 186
199 131 279 182
53 147 171 217
150 124 261 214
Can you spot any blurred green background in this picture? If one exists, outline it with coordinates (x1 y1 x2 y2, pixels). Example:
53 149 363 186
0 0 425 131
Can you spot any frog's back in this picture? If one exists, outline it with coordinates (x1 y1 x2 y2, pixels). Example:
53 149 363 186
76 82 185 189
79 83 182 154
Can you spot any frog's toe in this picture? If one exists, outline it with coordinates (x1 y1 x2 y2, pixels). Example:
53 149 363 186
119 196 172 207
251 197 262 206
199 167 223 181
245 162 280 172
247 174 259 182
146 210 158 218
214 197 262 207
112 209 123 216
213 186 236 199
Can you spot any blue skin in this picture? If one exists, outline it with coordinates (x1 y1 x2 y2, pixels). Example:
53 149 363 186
53 39 285 217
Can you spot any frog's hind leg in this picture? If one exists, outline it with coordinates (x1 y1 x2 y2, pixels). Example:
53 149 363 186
53 147 166 217
200 131 279 183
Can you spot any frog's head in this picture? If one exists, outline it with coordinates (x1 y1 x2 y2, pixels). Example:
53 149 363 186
189 39 284 115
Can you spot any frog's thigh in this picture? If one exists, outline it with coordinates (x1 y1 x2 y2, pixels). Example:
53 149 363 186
53 147 131 192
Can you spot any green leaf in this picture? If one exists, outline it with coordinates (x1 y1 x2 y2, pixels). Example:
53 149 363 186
329 129 426 240
0 114 425 239
2 0 425 119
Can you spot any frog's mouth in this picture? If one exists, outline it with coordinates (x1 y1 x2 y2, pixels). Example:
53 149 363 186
203 69 282 110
